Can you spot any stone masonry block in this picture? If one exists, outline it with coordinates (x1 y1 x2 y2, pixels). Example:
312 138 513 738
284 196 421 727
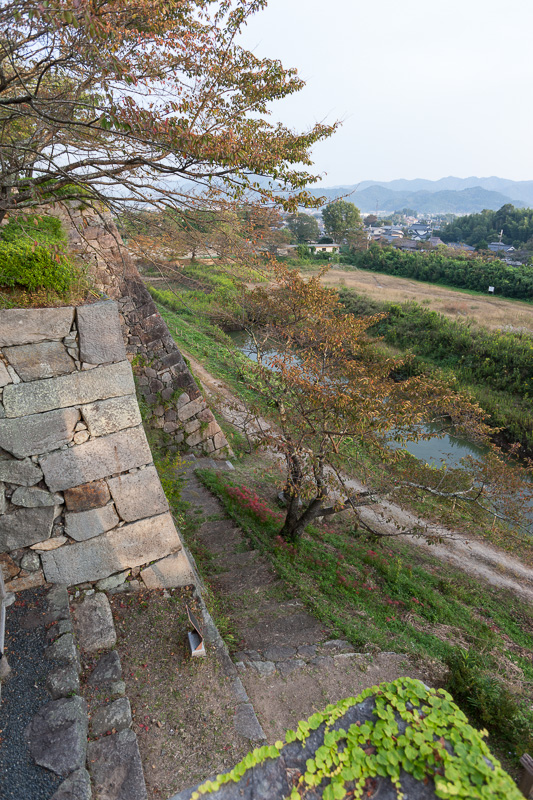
0 506 55 552
177 397 206 422
3 341 75 381
80 394 141 438
3 361 134 418
41 427 152 492
0 457 43 486
0 361 11 387
0 307 74 347
65 505 119 541
63 480 110 512
77 301 126 364
107 466 168 522
41 512 181 585
0 407 79 458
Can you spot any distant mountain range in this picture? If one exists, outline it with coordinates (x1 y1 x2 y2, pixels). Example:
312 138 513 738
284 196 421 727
311 177 533 214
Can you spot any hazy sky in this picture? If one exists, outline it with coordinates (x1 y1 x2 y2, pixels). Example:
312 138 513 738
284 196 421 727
239 0 533 186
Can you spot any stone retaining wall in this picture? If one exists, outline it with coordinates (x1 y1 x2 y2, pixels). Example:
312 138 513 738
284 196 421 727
49 202 231 457
0 301 195 593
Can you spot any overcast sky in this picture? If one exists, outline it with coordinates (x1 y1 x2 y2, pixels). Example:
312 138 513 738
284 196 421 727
239 0 533 186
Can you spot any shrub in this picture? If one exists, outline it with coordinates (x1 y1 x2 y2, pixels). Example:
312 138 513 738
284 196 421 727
0 239 77 293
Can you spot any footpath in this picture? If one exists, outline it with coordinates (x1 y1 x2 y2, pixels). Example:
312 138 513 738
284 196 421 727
179 457 434 744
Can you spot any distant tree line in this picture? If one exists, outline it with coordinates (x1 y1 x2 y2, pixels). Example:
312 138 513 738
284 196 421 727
344 244 533 301
437 204 533 249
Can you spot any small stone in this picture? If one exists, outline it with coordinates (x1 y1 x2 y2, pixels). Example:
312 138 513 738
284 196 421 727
20 551 41 572
251 660 276 677
87 729 147 800
90 697 132 737
5 570 45 592
96 570 130 590
47 619 73 643
263 645 296 662
88 650 122 686
6 365 21 384
322 639 353 653
31 536 68 551
277 658 305 677
74 422 87 432
11 486 62 508
310 656 333 668
74 593 116 652
0 457 43 486
46 664 80 699
26 696 88 777
234 704 265 743
50 768 92 800
0 553 20 580
45 634 81 672
297 645 317 659
108 680 126 697
73 430 90 445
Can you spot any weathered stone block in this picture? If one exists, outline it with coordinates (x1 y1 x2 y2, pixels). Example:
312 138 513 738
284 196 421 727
0 361 11 388
90 697 132 737
77 301 126 364
177 397 206 421
80 394 141 437
65 505 119 541
88 651 122 686
0 506 55 552
74 593 116 652
41 512 181 584
183 419 200 434
41 427 152 491
0 552 20 579
31 536 67 551
64 480 110 512
3 341 75 381
5 570 45 592
140 551 195 589
26 696 88 777
0 407 79 458
3 360 134 418
0 457 43 486
107 466 168 522
0 307 74 347
11 487 62 508
50 768 92 800
87 729 147 800
185 430 204 447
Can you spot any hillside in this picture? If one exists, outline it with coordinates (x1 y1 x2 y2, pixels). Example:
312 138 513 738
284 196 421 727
310 183 526 213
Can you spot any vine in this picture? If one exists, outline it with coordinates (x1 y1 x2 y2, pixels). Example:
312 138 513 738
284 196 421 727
191 678 522 800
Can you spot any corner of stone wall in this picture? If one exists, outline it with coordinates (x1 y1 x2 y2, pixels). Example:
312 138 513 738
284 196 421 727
48 202 232 458
0 301 196 592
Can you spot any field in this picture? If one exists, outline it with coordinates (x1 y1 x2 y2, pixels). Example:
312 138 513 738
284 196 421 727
319 267 533 334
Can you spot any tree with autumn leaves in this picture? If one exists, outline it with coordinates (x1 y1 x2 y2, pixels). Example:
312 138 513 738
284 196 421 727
237 266 532 542
0 0 336 222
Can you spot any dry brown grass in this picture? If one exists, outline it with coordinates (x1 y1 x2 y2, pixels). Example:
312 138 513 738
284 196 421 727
320 268 533 334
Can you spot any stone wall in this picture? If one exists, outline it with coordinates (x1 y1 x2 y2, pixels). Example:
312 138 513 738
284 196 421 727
0 301 195 593
49 202 231 457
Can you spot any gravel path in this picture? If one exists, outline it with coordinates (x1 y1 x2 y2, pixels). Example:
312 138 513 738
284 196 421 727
0 587 62 800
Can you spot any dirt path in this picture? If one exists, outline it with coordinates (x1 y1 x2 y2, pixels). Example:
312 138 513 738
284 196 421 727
186 350 533 606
